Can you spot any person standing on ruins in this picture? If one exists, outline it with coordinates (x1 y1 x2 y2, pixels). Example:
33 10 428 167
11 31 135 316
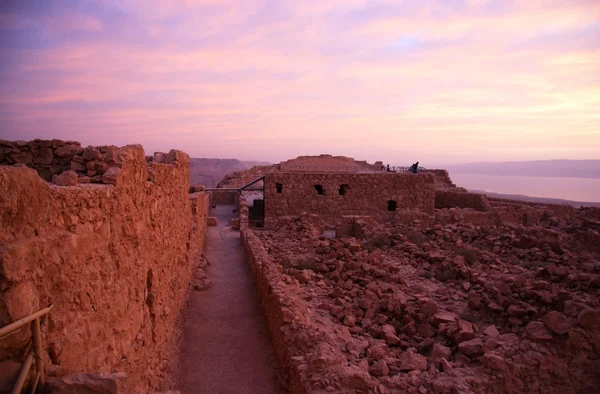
410 161 419 174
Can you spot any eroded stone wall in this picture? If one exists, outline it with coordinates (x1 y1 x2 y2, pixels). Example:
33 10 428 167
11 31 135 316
264 172 435 227
0 144 209 392
435 190 490 211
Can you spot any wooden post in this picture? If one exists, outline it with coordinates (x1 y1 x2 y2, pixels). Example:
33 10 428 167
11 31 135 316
30 371 41 394
33 317 44 387
11 352 34 394
0 305 53 338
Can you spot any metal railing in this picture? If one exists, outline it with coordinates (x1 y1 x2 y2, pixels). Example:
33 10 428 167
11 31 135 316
0 304 54 394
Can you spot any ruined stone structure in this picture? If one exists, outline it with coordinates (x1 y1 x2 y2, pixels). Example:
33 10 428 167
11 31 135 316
0 142 209 392
263 172 436 227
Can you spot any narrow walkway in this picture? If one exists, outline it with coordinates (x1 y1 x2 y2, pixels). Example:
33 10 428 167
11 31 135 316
179 205 283 394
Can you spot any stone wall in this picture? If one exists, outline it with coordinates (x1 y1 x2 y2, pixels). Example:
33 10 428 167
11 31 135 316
435 190 491 211
263 172 435 227
0 139 131 184
209 189 239 205
0 144 209 392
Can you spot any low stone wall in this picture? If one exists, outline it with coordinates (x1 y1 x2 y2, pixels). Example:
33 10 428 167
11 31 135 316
435 190 490 211
264 172 436 228
241 229 373 394
0 144 209 392
209 189 239 205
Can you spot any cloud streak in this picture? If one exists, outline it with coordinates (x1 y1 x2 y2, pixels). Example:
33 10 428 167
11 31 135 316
0 0 599 164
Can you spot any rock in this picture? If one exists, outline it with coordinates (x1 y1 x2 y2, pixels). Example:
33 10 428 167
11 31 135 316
555 266 569 276
542 311 570 335
381 324 399 345
397 350 428 371
457 338 484 357
369 359 389 377
71 160 87 172
47 372 127 394
432 312 458 325
480 352 507 372
467 295 482 310
419 298 438 316
91 175 102 183
82 148 102 161
102 166 119 185
10 150 33 164
417 323 436 338
55 143 81 157
430 343 452 360
78 176 91 184
367 343 389 361
578 309 600 329
337 365 372 391
54 170 78 186
343 315 356 327
525 321 553 342
207 217 217 226
483 325 500 337
33 148 54 165
0 360 24 392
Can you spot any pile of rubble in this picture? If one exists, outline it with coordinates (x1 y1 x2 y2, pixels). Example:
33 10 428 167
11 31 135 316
249 205 600 393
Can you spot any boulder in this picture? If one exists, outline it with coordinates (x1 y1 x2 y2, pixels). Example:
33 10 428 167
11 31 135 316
71 160 87 172
542 311 570 335
480 352 507 372
47 372 127 394
54 170 78 186
102 166 119 185
525 321 553 342
368 359 389 377
457 338 484 357
207 217 217 226
396 350 428 371
483 325 500 337
578 309 600 329
430 343 452 360
33 148 54 165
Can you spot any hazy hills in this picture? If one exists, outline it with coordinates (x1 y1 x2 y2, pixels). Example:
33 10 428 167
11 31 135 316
444 160 600 179
189 158 270 188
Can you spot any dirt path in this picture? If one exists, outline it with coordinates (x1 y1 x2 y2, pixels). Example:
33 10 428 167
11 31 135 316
179 205 284 394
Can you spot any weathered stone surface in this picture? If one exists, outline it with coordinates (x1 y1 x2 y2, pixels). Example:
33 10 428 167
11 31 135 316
102 166 119 185
396 350 428 371
483 325 500 337
480 352 507 372
0 145 209 393
71 160 87 172
578 309 600 329
543 311 570 335
207 217 217 226
54 170 78 186
10 150 33 164
430 343 452 360
47 372 127 394
0 361 23 392
33 148 54 165
369 359 389 377
525 321 553 342
457 338 484 357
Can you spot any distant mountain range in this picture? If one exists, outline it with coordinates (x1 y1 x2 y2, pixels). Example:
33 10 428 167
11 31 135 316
443 160 600 179
189 158 270 188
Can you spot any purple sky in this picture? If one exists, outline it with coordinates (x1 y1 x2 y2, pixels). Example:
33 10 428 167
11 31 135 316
0 0 599 164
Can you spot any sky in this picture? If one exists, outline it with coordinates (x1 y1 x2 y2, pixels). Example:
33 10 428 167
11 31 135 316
0 0 599 165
